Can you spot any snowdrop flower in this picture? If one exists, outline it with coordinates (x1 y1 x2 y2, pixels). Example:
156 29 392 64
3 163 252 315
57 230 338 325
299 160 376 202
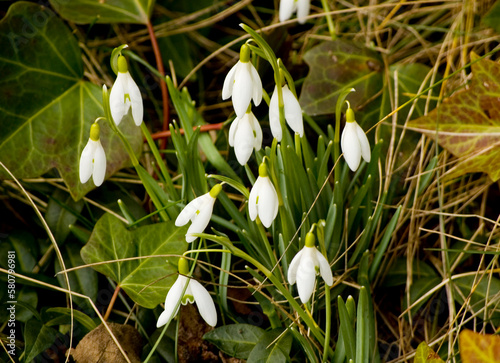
222 44 262 118
157 258 217 328
229 110 262 165
269 84 303 141
288 232 333 304
248 163 279 228
79 122 106 186
279 0 311 24
109 55 143 126
175 184 222 243
341 107 371 172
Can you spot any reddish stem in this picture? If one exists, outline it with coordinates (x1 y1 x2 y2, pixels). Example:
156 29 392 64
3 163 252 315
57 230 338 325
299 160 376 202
104 284 121 321
146 20 170 151
150 122 225 140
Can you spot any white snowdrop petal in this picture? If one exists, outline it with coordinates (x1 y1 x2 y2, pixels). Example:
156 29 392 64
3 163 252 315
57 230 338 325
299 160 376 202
315 249 333 286
341 122 361 172
127 73 143 126
157 276 186 327
282 85 304 137
92 141 106 187
222 63 238 100
296 0 311 24
249 113 263 151
185 196 215 242
190 279 217 327
228 117 240 147
232 63 253 118
79 140 95 184
255 177 278 228
109 72 128 125
279 0 295 22
269 87 282 141
296 257 316 304
234 115 254 165
250 64 263 106
175 194 207 227
355 122 371 163
248 178 262 221
287 248 305 285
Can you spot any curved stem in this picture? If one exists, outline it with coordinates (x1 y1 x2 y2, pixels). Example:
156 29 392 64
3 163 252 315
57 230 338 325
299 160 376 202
146 20 170 151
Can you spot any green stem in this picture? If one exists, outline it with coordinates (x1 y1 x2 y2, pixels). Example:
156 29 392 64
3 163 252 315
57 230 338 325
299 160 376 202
320 0 336 40
256 220 278 271
322 285 332 362
141 122 178 200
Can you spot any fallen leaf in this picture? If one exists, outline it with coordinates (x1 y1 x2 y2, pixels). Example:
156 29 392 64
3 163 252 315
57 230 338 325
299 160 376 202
72 322 142 363
459 329 500 363
407 54 500 181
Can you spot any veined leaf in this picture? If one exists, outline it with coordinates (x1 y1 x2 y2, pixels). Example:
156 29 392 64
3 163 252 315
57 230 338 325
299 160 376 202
0 2 142 200
203 324 265 359
246 328 292 363
81 213 187 308
408 55 500 181
299 40 383 116
459 330 500 363
49 0 154 24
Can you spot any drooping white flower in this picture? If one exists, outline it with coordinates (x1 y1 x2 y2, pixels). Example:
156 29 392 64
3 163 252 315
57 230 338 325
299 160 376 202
229 111 262 165
157 258 217 328
279 0 311 24
175 184 222 243
109 55 143 126
269 84 304 141
248 163 279 228
222 44 262 119
341 107 371 172
288 232 333 304
79 122 106 187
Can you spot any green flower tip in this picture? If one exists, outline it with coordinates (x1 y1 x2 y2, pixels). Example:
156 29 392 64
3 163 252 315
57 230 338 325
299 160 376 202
346 107 355 123
178 257 189 275
209 184 222 198
89 122 100 141
117 55 128 73
258 163 268 177
305 232 316 248
240 44 250 63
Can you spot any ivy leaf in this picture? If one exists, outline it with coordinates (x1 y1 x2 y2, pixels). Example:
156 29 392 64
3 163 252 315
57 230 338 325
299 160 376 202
459 330 500 363
80 213 187 309
203 324 265 359
407 55 500 181
299 40 383 116
0 2 142 200
49 0 154 24
414 342 445 363
246 328 292 363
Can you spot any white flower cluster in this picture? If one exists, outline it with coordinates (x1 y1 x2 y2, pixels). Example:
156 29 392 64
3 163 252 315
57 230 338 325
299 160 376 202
79 54 143 187
223 44 304 165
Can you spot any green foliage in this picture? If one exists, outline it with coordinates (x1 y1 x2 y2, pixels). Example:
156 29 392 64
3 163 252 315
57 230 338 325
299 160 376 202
299 40 383 116
81 213 187 308
23 318 60 362
49 0 155 24
0 2 141 200
246 328 293 363
203 324 265 359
